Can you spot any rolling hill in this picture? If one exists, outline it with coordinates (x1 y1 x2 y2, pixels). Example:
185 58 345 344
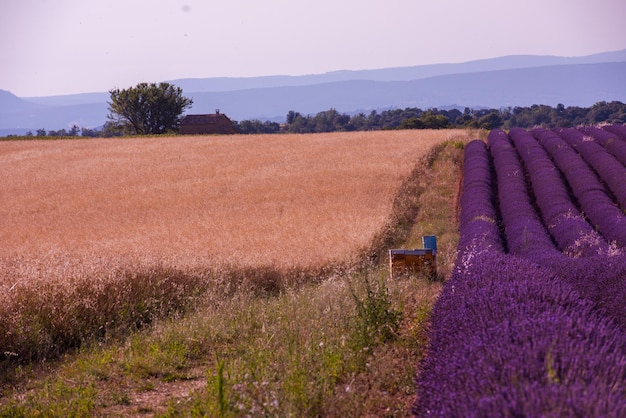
186 62 626 120
1 49 625 134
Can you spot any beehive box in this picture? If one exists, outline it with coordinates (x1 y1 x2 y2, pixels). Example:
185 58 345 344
389 249 436 279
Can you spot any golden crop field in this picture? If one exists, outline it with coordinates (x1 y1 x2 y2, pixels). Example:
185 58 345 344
0 129 472 380
1 130 468 277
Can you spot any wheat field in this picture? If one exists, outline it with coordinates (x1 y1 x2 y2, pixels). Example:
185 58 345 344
1 130 468 273
1 129 472 366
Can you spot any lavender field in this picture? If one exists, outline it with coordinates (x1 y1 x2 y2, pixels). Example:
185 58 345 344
414 126 626 416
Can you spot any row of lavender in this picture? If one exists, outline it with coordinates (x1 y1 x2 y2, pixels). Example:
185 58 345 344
413 126 626 416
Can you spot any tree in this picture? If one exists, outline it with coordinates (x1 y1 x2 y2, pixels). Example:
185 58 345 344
398 117 425 130
420 111 450 129
48 128 68 137
588 101 626 124
235 119 280 134
107 82 193 135
348 112 368 131
68 125 80 136
307 108 352 132
477 111 503 130
286 110 300 125
81 127 102 137
287 113 312 133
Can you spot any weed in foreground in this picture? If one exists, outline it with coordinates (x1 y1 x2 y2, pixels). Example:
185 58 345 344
349 272 402 360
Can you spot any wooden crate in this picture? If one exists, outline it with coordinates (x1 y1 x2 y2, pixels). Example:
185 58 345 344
389 249 436 279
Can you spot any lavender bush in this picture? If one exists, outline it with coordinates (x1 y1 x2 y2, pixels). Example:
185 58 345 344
531 128 626 247
487 130 565 260
508 128 608 256
602 123 626 140
456 140 504 261
413 129 626 416
579 125 626 166
413 253 626 417
555 127 626 209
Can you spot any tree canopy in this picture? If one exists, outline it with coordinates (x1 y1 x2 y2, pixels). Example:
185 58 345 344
107 82 193 135
13 100 625 138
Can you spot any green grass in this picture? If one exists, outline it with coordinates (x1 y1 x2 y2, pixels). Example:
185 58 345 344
0 138 466 417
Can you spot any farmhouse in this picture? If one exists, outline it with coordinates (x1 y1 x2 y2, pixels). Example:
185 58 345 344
179 111 237 135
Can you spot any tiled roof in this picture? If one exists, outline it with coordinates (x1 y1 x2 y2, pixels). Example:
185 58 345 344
180 113 237 134
181 114 225 125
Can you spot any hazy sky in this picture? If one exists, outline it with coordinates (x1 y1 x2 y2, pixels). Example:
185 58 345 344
2 0 626 97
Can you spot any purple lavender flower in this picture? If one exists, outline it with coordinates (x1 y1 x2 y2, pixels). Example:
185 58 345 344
413 131 626 417
413 253 626 417
602 124 626 140
509 128 608 256
456 140 505 270
579 125 626 166
487 130 563 259
532 127 626 247
555 127 626 209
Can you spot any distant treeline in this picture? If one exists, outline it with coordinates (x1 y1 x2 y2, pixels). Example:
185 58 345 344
6 101 626 138
234 101 626 134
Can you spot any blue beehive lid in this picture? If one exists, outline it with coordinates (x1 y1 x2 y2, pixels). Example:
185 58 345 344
422 235 437 252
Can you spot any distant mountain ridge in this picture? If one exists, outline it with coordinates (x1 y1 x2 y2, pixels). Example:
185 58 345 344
1 49 625 134
166 49 626 93
186 62 626 120
0 90 43 112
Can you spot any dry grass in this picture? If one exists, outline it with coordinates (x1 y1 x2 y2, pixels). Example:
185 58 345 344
0 132 472 416
1 130 468 362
